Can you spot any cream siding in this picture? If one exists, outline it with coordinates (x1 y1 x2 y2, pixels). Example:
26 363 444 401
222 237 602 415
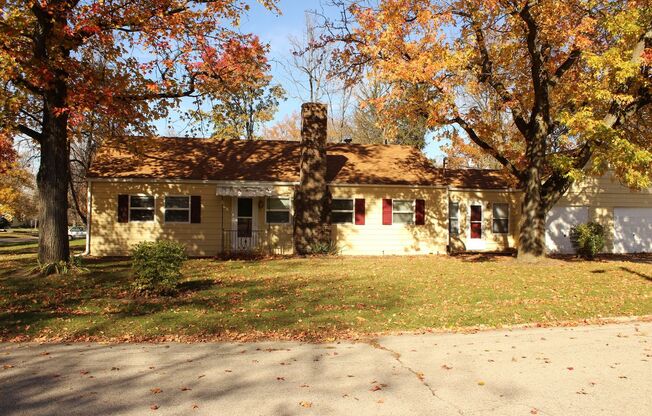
554 171 652 253
90 181 224 256
88 170 652 257
448 190 522 252
330 186 448 255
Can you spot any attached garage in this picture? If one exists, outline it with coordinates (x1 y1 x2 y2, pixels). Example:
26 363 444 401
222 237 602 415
613 208 652 254
545 206 589 254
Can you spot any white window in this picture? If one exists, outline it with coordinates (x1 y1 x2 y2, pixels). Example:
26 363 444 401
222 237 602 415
129 195 155 222
332 199 354 224
165 196 190 223
266 197 291 224
393 200 414 224
449 202 460 236
492 203 509 234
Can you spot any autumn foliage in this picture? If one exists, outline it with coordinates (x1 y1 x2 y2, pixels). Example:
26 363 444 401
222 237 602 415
334 0 651 257
0 0 277 263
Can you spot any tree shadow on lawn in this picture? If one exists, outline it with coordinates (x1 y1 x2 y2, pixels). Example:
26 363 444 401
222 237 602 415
549 253 652 264
619 266 652 282
451 252 517 263
0 262 385 340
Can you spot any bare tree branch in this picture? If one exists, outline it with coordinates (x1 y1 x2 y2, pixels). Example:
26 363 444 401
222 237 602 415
451 116 524 180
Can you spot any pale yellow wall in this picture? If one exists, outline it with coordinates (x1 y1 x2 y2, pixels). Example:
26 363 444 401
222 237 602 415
448 190 522 252
329 186 448 255
556 171 652 253
221 186 294 256
558 171 652 207
89 181 225 256
89 171 652 257
89 181 447 256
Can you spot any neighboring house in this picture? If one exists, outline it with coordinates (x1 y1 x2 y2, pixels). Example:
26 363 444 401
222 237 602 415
86 106 652 257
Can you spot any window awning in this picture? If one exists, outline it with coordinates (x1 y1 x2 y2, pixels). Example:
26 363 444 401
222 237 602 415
216 185 277 197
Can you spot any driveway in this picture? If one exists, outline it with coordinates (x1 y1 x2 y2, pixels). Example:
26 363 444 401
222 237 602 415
0 322 650 415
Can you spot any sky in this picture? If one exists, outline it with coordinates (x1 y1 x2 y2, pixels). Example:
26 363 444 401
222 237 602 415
161 0 447 161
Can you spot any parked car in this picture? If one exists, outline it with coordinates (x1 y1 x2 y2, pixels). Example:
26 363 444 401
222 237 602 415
0 215 10 231
68 226 87 240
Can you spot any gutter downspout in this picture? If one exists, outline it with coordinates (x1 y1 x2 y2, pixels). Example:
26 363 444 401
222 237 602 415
81 180 92 256
220 195 224 255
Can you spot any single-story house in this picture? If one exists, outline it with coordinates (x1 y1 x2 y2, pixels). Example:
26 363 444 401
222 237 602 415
86 105 651 257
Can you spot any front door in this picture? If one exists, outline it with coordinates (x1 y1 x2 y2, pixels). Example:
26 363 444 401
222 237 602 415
237 198 254 248
470 204 482 239
467 204 485 251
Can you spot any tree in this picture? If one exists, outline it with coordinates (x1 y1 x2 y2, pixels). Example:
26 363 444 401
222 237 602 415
0 162 34 223
261 111 302 141
330 0 651 259
286 12 355 143
352 79 429 149
0 135 15 174
0 0 276 263
200 38 285 140
286 13 332 103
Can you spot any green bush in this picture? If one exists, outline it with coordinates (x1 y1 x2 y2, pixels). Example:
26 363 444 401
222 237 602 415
310 240 340 255
570 222 605 259
131 241 187 295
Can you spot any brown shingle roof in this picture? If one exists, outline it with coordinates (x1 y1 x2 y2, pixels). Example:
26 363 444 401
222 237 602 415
88 136 517 189
445 169 520 189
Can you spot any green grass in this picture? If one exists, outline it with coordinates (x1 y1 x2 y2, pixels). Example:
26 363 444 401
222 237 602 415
0 246 650 341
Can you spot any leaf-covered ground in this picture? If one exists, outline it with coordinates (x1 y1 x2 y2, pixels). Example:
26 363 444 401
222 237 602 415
0 242 650 342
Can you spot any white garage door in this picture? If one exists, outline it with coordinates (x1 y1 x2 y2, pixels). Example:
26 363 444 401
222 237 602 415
613 208 652 253
546 206 589 254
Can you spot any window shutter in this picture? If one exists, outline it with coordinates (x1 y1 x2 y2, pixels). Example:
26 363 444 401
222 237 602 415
354 198 365 225
415 199 425 225
117 194 129 223
382 198 393 225
190 195 201 223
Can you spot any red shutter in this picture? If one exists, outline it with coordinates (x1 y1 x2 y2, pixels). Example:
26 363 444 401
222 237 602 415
354 198 365 225
382 199 393 225
415 199 425 225
117 194 129 223
190 195 201 223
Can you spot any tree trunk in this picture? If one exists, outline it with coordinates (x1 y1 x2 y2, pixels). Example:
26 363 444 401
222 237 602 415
37 95 70 264
518 125 547 261
518 173 547 260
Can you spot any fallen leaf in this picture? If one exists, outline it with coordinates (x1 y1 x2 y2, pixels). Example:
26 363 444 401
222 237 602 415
277 377 285 381
478 381 485 386
192 404 199 409
150 404 159 410
150 388 162 394
180 387 192 391
567 367 574 371
299 401 312 408
2 365 14 369
370 384 382 391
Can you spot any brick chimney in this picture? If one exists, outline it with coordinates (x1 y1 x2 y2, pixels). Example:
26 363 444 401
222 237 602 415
293 102 331 254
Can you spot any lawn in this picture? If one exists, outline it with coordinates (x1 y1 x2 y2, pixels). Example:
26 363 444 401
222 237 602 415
0 244 650 342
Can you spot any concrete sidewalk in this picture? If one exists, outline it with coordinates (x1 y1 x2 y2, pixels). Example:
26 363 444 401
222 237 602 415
1 322 650 415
